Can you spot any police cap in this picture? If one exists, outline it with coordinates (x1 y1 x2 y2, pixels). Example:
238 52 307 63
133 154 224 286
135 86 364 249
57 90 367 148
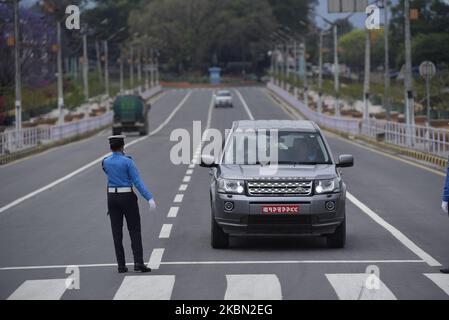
108 135 126 149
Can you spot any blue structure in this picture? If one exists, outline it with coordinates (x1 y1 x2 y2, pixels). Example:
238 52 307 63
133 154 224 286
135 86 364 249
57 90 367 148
208 67 222 85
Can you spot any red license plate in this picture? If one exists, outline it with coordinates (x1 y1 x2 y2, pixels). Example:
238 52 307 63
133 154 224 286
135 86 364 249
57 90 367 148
261 204 300 214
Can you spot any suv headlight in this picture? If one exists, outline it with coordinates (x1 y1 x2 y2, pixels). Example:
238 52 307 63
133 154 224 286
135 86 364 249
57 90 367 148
315 178 339 194
218 178 245 194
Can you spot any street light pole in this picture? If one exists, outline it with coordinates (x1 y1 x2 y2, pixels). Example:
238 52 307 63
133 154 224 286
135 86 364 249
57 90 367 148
285 42 290 91
155 54 160 85
103 40 109 97
150 48 155 87
302 41 309 108
129 45 134 90
56 20 64 125
284 42 288 89
318 30 324 113
82 33 89 101
13 0 22 144
404 0 415 146
144 46 149 91
333 24 340 117
384 0 391 121
363 28 371 121
119 51 124 94
137 46 142 93
95 40 103 85
270 45 275 84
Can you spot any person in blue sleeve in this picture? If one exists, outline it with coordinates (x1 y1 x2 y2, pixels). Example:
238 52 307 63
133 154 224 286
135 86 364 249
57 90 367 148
102 135 156 273
441 161 449 274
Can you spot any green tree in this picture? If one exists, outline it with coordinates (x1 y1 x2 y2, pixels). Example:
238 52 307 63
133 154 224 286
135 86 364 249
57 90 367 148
129 0 276 72
268 0 317 33
390 0 449 68
339 29 384 73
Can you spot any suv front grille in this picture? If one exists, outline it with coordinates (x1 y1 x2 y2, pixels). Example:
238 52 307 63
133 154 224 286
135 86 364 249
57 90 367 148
247 181 313 196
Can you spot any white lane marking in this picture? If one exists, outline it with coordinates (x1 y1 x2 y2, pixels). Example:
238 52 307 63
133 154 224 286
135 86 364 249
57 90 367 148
225 274 282 300
186 169 193 175
113 275 175 300
326 273 397 300
347 192 441 267
0 259 424 271
167 207 179 218
8 279 67 300
160 259 423 265
173 194 184 203
179 184 188 192
188 164 195 169
234 89 255 120
0 91 193 215
148 248 164 270
183 176 191 183
149 91 192 136
424 274 449 296
159 224 173 239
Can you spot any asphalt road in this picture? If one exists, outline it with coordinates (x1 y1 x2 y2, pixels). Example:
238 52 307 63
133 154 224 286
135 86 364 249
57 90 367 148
0 87 448 300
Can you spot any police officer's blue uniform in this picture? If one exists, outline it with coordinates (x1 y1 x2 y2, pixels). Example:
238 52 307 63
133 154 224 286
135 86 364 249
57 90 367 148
442 164 449 205
102 136 154 273
440 159 449 274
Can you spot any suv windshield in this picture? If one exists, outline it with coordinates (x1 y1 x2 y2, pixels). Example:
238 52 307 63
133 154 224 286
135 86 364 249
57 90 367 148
223 130 331 165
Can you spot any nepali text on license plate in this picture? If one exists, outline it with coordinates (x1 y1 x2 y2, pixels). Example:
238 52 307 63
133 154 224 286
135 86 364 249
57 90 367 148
261 205 299 214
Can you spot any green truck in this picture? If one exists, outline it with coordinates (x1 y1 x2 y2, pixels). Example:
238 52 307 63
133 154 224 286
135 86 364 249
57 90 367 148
112 95 150 136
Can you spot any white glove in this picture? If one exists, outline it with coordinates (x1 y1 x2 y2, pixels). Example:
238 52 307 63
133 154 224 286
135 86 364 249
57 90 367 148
148 198 157 212
442 201 448 214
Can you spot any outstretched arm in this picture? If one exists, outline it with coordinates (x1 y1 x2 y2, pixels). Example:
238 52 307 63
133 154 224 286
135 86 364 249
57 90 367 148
128 159 153 201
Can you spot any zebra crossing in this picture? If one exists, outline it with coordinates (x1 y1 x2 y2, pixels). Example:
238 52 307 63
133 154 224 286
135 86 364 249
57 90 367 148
5 271 449 300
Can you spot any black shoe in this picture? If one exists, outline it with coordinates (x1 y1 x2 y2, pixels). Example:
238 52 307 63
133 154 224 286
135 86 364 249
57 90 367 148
118 266 128 273
440 268 449 274
134 264 151 273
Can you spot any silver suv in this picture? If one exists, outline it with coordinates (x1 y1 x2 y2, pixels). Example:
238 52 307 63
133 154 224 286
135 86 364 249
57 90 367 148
200 120 353 249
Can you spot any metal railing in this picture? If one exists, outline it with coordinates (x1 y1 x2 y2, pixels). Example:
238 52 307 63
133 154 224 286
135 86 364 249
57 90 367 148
0 113 112 156
361 119 449 157
268 82 360 136
268 82 449 159
0 86 162 157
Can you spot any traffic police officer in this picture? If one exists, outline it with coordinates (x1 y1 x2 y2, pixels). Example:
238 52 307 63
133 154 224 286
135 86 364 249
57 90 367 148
441 160 449 274
102 135 157 273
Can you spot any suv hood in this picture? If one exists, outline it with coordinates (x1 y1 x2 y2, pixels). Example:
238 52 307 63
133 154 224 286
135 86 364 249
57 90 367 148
219 164 337 180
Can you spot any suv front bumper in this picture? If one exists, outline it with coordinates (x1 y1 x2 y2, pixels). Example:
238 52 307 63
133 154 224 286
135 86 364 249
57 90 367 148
212 193 345 236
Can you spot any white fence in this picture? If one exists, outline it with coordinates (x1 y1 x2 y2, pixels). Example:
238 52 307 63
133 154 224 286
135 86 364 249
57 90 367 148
0 86 162 157
361 119 449 157
0 113 112 156
268 82 449 159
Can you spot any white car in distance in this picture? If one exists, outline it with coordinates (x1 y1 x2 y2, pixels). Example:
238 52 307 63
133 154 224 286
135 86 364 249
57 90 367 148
213 90 233 108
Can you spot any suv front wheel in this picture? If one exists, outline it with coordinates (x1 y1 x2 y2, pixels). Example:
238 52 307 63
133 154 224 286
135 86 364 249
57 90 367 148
211 215 229 249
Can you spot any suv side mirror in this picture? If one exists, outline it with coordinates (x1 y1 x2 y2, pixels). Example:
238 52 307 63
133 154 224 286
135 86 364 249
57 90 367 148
336 154 354 168
200 154 218 168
